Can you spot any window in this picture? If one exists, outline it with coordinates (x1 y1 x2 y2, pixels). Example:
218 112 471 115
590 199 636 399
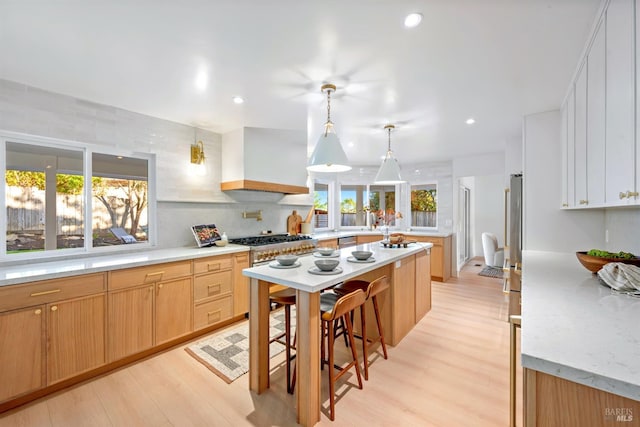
313 182 329 229
339 185 367 227
411 183 437 228
369 184 397 226
92 153 149 247
3 135 153 259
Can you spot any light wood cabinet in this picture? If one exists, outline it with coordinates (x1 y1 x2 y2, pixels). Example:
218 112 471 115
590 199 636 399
411 235 451 282
316 238 338 249
390 255 416 344
155 277 192 345
356 234 382 245
524 369 640 426
107 260 192 360
0 273 106 402
0 306 44 401
108 285 154 361
232 252 250 316
47 294 105 384
193 255 234 330
415 248 431 321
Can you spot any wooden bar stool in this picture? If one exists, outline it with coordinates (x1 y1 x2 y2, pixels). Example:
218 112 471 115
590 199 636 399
319 289 366 421
333 275 389 380
269 288 296 394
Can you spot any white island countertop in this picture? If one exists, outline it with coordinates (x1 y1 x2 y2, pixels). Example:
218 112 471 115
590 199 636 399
522 250 640 401
0 245 249 287
243 242 432 293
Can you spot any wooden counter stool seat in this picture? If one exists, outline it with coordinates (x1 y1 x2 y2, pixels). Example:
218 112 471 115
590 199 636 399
320 289 366 421
333 275 389 380
269 288 296 394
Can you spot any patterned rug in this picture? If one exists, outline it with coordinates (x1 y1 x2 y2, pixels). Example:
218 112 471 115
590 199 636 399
478 266 504 278
185 307 295 383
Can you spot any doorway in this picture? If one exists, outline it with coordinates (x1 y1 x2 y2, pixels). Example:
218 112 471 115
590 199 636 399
458 184 471 266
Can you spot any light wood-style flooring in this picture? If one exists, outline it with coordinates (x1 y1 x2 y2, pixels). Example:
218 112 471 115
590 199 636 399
0 258 522 426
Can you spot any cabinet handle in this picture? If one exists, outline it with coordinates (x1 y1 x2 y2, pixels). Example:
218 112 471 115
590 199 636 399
562 203 568 207
579 199 588 205
50 306 58 312
30 289 61 297
207 309 222 323
628 191 639 198
158 284 164 289
34 309 41 315
208 283 222 294
620 192 628 199
207 263 221 271
145 271 164 281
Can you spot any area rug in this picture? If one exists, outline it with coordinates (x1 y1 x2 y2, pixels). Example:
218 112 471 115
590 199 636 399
478 266 504 278
185 307 295 383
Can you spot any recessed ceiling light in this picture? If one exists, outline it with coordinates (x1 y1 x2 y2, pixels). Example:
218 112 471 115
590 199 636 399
195 68 208 91
404 13 423 28
232 96 244 104
466 118 476 125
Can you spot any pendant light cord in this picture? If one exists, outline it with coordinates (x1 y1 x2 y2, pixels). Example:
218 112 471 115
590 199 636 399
387 126 392 152
324 87 333 137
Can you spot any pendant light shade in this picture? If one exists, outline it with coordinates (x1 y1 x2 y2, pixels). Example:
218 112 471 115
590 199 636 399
307 84 351 172
374 124 404 184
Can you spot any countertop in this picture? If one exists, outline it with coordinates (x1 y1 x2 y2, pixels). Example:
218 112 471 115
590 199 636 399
522 250 640 401
0 245 249 287
243 242 432 293
312 230 452 239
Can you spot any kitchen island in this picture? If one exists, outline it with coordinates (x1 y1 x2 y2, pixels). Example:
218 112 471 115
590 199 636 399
522 251 640 426
242 242 432 426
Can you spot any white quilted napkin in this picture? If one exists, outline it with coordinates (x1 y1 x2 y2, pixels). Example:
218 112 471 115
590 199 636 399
597 262 640 296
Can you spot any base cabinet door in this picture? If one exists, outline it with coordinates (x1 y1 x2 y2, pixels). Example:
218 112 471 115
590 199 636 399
108 285 153 361
155 277 192 345
47 294 106 384
232 253 250 316
415 249 431 321
0 306 44 401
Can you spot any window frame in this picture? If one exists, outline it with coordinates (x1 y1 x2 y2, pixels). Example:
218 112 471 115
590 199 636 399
337 182 401 230
1 131 156 262
408 181 438 230
312 178 333 231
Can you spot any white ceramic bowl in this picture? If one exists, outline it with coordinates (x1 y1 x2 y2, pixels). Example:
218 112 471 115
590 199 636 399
351 250 373 261
315 258 340 271
316 247 335 256
275 254 298 266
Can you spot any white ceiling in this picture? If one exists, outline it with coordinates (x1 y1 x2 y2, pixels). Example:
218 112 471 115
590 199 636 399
0 0 600 166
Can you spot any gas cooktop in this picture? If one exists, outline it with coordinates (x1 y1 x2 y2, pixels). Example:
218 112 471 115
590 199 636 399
229 234 313 247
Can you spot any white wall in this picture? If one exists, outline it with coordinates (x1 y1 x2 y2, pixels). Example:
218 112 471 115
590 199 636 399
523 110 604 251
605 209 640 254
473 174 505 256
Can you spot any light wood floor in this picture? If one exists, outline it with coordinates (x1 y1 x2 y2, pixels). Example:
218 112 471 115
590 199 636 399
0 258 522 426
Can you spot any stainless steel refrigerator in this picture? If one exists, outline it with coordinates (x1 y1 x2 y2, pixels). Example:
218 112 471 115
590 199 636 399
504 174 522 318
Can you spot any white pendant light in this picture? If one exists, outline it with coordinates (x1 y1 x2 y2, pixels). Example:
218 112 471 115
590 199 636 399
374 124 404 184
307 83 351 172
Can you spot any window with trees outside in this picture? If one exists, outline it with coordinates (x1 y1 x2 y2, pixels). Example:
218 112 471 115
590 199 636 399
340 184 367 227
313 182 329 229
4 137 152 258
369 184 397 226
411 183 437 228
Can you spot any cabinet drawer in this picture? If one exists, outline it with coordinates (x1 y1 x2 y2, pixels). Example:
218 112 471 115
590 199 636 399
194 296 233 330
193 256 232 275
0 273 106 312
413 236 442 246
194 271 232 302
110 261 192 290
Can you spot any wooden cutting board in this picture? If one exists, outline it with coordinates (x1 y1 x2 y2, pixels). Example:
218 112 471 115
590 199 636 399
287 210 302 235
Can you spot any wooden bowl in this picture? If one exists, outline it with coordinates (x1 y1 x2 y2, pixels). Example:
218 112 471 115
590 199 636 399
575 251 640 273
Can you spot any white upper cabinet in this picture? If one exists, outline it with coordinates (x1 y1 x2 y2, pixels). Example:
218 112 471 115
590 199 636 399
605 0 635 205
587 18 606 207
636 0 640 202
561 98 569 208
574 63 588 207
567 87 576 208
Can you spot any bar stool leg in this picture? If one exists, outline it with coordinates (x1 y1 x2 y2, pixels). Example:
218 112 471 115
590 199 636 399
284 304 292 394
327 319 336 420
360 303 368 380
372 295 388 359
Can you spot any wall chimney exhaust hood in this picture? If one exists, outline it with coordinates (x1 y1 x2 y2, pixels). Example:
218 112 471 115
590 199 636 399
221 127 309 195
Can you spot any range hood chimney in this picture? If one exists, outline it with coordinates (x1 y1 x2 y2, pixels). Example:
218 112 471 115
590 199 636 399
221 127 309 195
